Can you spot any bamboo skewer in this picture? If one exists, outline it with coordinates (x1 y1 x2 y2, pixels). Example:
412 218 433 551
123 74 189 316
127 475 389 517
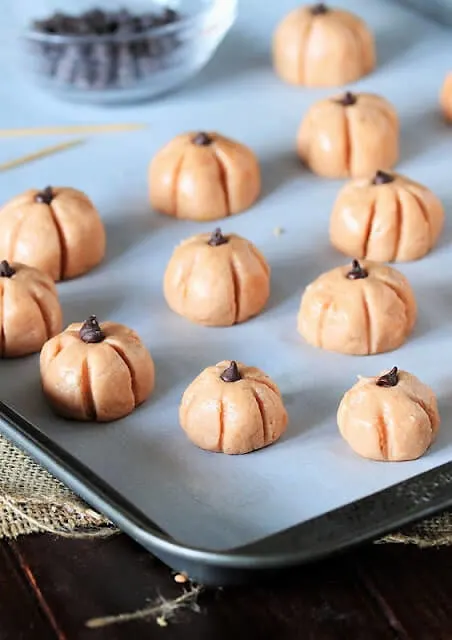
0 122 147 138
0 139 85 172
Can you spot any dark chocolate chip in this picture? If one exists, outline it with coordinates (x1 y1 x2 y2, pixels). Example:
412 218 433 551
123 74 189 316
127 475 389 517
35 186 54 205
192 132 213 146
337 91 357 107
311 3 329 14
59 16 79 35
0 260 15 278
163 8 179 21
376 366 399 387
160 34 178 57
103 14 118 35
74 19 92 35
346 259 368 280
116 44 138 86
55 45 80 83
116 9 133 24
208 228 228 247
30 6 183 90
33 19 53 34
132 17 145 33
51 12 68 32
220 361 241 383
83 9 108 34
32 41 60 77
90 43 113 88
72 55 93 90
140 14 160 30
372 170 395 185
136 49 159 77
134 37 149 58
116 15 137 35
45 44 62 77
79 315 105 344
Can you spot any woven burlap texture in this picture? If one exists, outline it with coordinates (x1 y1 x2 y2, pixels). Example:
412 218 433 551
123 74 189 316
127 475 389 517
0 435 449 545
0 436 116 538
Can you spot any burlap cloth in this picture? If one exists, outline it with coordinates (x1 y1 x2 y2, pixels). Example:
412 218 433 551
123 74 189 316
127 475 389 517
0 434 450 546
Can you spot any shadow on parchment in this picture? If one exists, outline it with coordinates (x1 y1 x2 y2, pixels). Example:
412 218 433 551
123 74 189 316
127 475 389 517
374 16 425 71
260 151 304 201
265 245 341 316
281 382 341 441
101 196 178 267
398 106 449 166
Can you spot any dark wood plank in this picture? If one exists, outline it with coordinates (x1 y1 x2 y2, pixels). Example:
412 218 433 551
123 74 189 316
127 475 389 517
0 542 57 640
10 533 397 640
355 544 452 640
8 534 183 640
12 531 452 640
193 556 397 640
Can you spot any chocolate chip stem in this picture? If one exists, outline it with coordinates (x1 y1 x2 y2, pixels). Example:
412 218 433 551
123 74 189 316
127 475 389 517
35 186 54 204
372 170 394 185
79 315 105 344
192 132 213 146
347 259 368 280
220 361 241 383
208 228 228 247
338 91 357 107
376 367 399 387
0 260 15 278
311 3 328 14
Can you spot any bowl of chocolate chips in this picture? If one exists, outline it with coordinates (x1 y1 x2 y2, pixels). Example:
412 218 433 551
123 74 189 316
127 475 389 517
20 0 237 103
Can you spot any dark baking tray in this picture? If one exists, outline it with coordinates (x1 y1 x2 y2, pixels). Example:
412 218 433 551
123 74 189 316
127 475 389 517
1 400 451 586
1 0 452 587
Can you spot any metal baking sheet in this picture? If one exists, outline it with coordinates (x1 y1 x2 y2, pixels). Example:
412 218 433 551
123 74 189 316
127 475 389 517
1 0 452 554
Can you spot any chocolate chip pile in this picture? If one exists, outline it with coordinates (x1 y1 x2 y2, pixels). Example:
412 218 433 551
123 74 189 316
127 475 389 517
30 7 182 91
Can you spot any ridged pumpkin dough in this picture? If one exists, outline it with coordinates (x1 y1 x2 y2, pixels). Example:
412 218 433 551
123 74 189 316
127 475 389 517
338 367 440 461
164 228 270 326
273 3 375 87
40 316 155 423
0 186 105 282
440 72 452 121
297 92 399 178
330 170 444 262
180 360 288 455
0 260 62 358
149 131 261 221
298 260 416 355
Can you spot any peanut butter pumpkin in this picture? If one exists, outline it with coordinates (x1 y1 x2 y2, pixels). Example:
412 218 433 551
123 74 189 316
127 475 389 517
180 360 288 455
297 92 399 178
338 367 440 461
297 259 416 355
329 171 444 262
440 72 452 121
0 186 106 282
0 260 62 358
149 132 261 220
273 3 375 87
40 316 155 422
164 228 270 326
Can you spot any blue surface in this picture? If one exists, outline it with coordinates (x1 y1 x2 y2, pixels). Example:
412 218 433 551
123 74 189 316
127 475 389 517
394 0 452 26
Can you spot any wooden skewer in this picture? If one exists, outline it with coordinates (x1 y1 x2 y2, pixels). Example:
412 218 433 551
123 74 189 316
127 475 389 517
0 138 84 172
0 122 147 138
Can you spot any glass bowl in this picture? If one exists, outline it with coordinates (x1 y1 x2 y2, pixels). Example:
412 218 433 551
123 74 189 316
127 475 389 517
19 0 237 104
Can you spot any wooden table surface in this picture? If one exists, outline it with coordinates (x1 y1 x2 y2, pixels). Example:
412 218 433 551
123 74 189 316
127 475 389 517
1 533 452 639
